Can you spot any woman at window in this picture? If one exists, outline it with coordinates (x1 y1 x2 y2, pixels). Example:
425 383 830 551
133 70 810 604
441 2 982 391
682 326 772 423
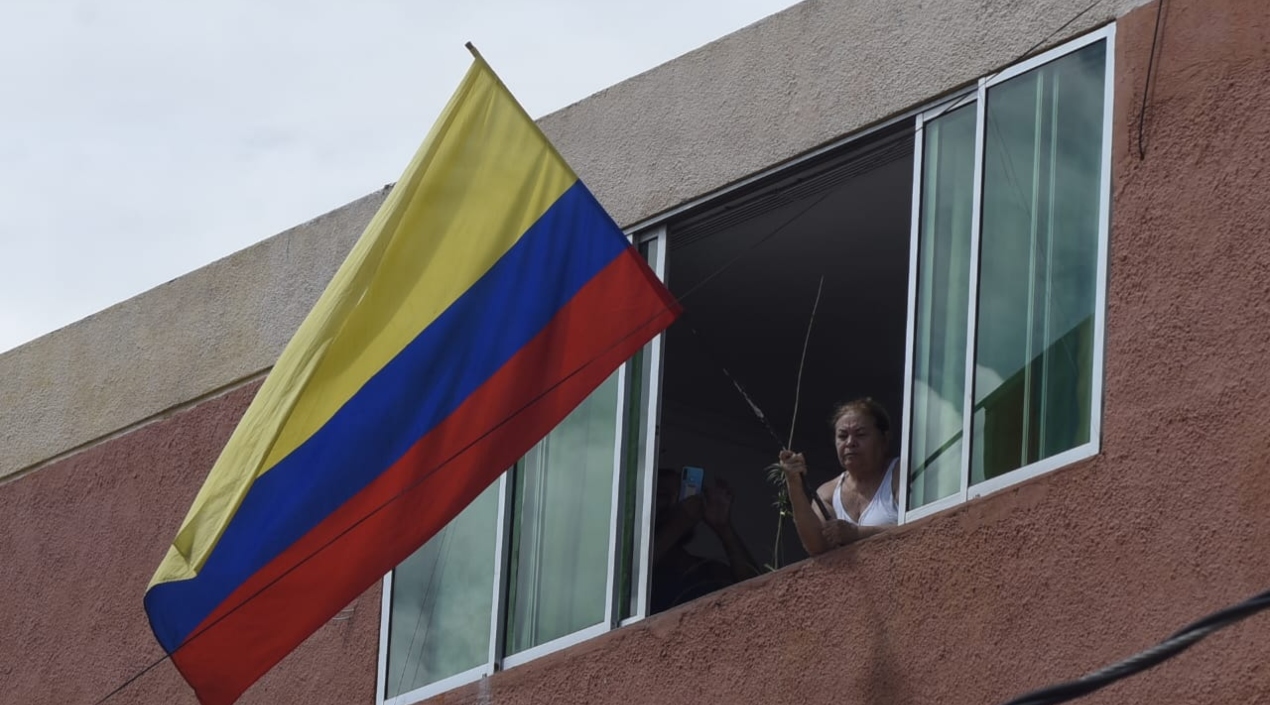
779 398 899 556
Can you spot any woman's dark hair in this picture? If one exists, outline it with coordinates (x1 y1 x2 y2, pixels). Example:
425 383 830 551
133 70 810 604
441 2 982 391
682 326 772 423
828 397 891 436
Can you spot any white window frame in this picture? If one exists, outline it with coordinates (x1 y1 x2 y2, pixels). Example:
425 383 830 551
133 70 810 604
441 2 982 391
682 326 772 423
898 25 1115 524
375 225 669 705
623 226 668 626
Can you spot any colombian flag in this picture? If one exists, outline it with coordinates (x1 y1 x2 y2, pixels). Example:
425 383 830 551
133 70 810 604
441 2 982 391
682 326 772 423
143 51 680 705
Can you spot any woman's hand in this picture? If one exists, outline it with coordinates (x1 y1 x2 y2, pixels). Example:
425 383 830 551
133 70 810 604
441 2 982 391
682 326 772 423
779 450 807 485
782 450 833 556
820 519 860 548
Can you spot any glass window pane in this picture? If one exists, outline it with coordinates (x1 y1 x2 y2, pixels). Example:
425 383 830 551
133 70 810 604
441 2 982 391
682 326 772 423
909 103 976 510
972 41 1105 483
386 482 499 698
505 372 620 653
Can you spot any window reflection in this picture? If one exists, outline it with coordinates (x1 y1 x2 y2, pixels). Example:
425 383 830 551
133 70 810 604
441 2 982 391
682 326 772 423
386 482 498 697
504 373 619 654
973 41 1105 482
909 103 976 509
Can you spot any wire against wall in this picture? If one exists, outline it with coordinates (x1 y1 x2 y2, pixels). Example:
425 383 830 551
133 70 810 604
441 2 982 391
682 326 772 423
999 588 1270 705
924 0 1109 123
1138 0 1168 159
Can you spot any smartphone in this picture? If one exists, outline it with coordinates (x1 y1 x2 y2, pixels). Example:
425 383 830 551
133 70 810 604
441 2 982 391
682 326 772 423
679 466 705 500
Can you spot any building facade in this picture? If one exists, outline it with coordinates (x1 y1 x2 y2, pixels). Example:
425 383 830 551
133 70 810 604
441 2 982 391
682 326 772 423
4 0 1269 703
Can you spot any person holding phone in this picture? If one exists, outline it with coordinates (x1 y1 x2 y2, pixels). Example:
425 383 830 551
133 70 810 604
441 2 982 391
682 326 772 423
779 397 899 556
650 466 759 613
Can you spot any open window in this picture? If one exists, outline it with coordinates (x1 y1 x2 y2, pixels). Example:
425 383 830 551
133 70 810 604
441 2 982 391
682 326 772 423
649 122 915 607
378 24 1115 702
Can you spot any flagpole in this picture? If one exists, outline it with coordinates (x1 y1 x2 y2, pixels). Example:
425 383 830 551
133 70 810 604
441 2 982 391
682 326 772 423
461 42 581 181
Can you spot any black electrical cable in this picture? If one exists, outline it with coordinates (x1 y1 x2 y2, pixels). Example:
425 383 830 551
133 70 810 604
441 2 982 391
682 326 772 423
1138 0 1167 159
925 0 1107 123
1000 588 1270 705
675 170 845 304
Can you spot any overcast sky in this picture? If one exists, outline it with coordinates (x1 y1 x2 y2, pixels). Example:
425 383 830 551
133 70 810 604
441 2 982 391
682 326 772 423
0 0 798 354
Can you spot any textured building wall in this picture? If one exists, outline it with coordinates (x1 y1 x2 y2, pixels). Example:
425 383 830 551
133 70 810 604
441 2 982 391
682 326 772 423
0 0 1147 484
0 381 382 705
7 0 1269 704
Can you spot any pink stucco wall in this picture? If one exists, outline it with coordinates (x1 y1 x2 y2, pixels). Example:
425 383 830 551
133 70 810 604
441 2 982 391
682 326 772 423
3 1 1268 704
0 381 381 705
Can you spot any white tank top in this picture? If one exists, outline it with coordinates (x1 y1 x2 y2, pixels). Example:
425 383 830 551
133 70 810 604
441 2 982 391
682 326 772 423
832 458 899 527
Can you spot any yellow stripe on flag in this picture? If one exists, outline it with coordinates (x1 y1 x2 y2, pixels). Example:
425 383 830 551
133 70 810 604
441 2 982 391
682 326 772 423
151 57 576 588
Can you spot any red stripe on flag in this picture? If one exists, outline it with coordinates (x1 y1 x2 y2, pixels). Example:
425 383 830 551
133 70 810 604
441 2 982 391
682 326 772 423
171 247 678 705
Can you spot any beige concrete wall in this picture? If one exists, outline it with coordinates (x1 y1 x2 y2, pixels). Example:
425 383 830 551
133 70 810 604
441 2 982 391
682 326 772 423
0 190 385 481
0 0 1150 481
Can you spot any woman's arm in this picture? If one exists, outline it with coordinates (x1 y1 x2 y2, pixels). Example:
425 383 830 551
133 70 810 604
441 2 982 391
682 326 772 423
780 450 831 556
819 467 898 546
822 520 877 546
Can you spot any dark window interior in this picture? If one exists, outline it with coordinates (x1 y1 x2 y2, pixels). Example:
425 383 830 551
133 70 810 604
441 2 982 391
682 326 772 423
650 123 915 611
